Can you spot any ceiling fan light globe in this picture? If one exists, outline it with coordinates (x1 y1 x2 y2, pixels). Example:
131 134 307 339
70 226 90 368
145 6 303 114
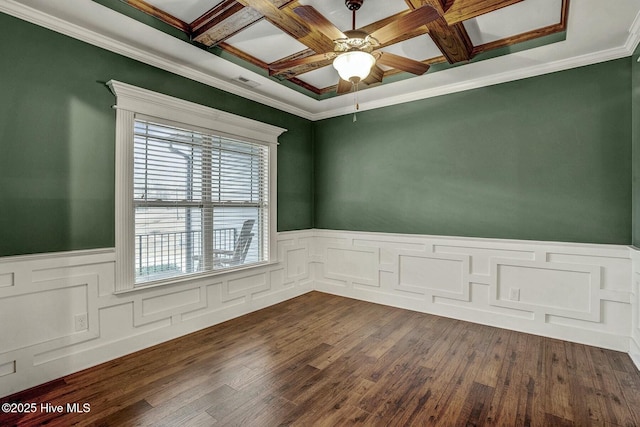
333 51 376 82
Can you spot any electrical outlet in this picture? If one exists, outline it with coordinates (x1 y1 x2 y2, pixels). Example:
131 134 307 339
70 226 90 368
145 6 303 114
509 288 520 301
74 313 88 331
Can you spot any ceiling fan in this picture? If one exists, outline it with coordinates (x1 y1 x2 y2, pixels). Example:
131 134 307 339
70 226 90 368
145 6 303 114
268 0 441 94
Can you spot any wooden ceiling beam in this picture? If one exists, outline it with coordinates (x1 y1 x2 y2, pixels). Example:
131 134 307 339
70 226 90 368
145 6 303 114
406 0 473 63
269 50 336 78
359 10 430 46
471 6 568 56
192 0 296 46
122 0 190 32
218 41 269 69
191 1 249 45
425 19 473 63
442 0 524 25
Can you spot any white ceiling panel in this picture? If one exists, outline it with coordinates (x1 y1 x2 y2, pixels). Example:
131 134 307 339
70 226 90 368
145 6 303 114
464 0 563 45
297 0 409 32
379 35 442 61
297 66 340 89
144 0 222 23
225 20 309 64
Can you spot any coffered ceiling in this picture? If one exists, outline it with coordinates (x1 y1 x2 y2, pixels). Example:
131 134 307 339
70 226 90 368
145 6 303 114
1 0 639 119
121 0 568 97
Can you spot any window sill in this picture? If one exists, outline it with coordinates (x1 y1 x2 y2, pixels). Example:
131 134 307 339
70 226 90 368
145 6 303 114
113 259 279 295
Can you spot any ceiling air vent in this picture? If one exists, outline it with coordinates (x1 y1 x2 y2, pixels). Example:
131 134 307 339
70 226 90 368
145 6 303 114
231 76 260 88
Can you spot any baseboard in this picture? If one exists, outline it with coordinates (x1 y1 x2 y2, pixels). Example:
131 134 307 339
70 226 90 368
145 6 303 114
630 338 640 371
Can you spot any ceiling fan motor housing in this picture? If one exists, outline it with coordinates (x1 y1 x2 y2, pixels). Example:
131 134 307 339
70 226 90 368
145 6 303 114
335 30 379 53
345 0 364 11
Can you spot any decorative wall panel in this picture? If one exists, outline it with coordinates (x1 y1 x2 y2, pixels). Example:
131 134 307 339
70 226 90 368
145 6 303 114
490 259 600 321
325 246 378 287
0 361 16 378
397 251 468 300
225 272 269 301
0 273 14 288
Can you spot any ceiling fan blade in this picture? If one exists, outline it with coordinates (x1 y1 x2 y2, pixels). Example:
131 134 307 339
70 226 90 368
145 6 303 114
236 0 334 52
294 5 346 41
269 52 338 78
376 52 430 75
362 65 384 85
370 5 440 45
336 78 353 94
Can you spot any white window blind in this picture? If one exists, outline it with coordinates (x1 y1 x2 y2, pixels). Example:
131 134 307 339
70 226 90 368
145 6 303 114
133 118 269 284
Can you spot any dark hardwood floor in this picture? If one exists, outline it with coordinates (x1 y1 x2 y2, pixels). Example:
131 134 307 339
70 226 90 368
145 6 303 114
2 291 640 426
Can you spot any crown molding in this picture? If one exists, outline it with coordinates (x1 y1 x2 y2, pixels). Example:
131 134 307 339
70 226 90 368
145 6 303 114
627 9 640 54
2 0 640 121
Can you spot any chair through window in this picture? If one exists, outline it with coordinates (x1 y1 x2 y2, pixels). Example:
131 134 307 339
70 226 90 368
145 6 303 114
213 219 255 268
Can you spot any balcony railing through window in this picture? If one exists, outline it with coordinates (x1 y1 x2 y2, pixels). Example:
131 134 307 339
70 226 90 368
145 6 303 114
135 227 238 282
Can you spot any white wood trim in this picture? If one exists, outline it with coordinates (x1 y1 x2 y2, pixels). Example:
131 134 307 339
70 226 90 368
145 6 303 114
626 9 640 53
631 247 640 370
310 228 632 255
0 248 114 263
269 142 278 264
114 108 136 293
109 81 285 292
107 80 286 143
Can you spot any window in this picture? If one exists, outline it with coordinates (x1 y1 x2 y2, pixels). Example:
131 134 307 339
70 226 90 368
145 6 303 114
134 119 269 283
109 81 285 291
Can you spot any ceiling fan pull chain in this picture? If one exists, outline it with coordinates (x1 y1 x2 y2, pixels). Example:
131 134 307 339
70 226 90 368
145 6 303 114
353 80 359 122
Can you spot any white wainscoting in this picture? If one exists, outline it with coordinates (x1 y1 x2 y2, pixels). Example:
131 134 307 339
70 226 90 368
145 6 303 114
631 247 640 370
0 230 314 398
1 229 638 398
312 230 633 353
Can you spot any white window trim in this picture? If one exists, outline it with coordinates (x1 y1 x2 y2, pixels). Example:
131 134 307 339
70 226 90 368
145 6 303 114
108 80 286 292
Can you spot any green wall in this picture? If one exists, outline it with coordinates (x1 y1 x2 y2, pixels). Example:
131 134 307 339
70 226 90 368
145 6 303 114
633 44 640 246
0 13 314 257
1 11 636 256
314 59 632 244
